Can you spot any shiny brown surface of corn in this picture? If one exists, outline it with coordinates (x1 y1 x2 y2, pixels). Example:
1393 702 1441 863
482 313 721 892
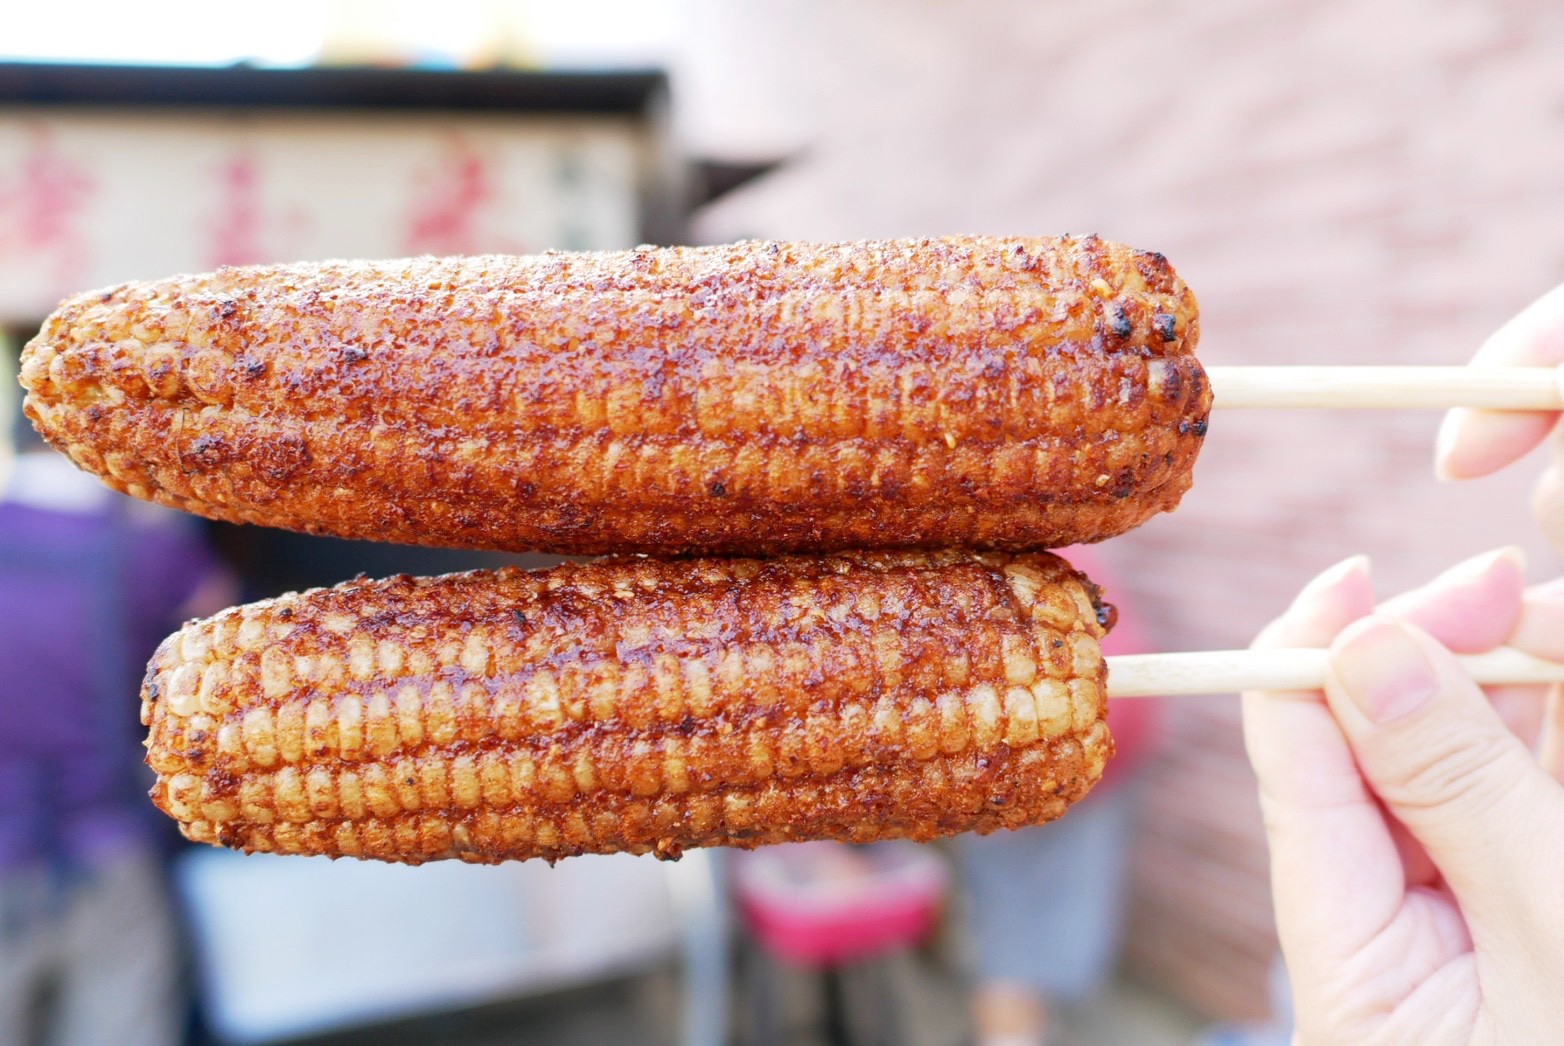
22 235 1207 556
142 552 1114 864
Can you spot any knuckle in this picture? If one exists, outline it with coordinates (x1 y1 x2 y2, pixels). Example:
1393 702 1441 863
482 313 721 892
1382 729 1528 817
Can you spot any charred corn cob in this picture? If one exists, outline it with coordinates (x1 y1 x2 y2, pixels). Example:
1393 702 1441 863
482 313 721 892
142 551 1114 864
23 235 1207 556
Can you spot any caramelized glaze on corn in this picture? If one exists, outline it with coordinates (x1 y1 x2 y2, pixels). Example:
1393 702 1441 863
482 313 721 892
142 552 1114 864
23 235 1207 556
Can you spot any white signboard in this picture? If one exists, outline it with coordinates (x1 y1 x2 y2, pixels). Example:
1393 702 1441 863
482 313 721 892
0 109 646 322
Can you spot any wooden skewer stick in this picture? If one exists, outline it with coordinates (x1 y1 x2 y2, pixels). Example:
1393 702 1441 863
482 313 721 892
1206 366 1564 410
1106 646 1564 698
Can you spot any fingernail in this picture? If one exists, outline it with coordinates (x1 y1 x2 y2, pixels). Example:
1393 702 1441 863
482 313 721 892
1294 555 1370 608
1434 409 1471 482
1448 545 1527 585
1333 618 1440 724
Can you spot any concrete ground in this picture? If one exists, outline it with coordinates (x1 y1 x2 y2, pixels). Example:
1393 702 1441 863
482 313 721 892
1072 977 1208 1046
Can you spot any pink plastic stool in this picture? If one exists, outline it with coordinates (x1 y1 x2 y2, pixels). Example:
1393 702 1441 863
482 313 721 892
733 841 948 967
732 841 949 1044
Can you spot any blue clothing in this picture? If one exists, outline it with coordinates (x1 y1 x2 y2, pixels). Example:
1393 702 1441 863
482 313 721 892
0 455 217 870
953 786 1135 1000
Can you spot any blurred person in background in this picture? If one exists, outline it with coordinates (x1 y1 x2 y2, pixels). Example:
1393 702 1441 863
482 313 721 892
0 409 234 1046
953 545 1156 1046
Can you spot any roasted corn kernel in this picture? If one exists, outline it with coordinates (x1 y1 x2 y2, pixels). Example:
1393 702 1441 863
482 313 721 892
23 235 1207 556
142 551 1115 864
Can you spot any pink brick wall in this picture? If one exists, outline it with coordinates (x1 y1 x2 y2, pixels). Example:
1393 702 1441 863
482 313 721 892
687 0 1564 1019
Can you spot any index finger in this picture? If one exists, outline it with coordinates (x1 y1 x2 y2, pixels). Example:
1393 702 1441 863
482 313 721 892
1241 557 1407 966
1436 283 1564 481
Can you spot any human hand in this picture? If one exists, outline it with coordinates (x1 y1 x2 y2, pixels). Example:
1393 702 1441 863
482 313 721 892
1436 284 1564 547
1243 548 1564 1044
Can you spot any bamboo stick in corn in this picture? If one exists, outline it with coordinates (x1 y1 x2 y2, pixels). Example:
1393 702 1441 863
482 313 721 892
22 235 1208 556
142 551 1115 864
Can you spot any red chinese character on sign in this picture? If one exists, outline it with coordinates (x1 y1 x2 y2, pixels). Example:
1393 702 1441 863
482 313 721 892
210 151 264 268
0 125 94 293
205 149 310 268
404 134 506 256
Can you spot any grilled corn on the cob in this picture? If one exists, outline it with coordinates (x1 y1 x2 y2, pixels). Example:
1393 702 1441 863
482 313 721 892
23 235 1207 556
142 551 1114 864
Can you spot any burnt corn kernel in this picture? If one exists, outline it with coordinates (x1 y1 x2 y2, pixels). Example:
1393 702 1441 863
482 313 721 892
21 236 1207 555
1154 312 1178 342
1109 302 1134 338
141 552 1114 865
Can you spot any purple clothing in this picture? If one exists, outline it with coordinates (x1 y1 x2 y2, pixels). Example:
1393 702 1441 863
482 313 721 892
0 457 217 870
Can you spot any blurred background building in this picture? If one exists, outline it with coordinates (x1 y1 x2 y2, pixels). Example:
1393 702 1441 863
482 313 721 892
2 1 1563 1043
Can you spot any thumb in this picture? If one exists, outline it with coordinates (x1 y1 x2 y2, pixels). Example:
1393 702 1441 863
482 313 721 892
1324 616 1562 921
